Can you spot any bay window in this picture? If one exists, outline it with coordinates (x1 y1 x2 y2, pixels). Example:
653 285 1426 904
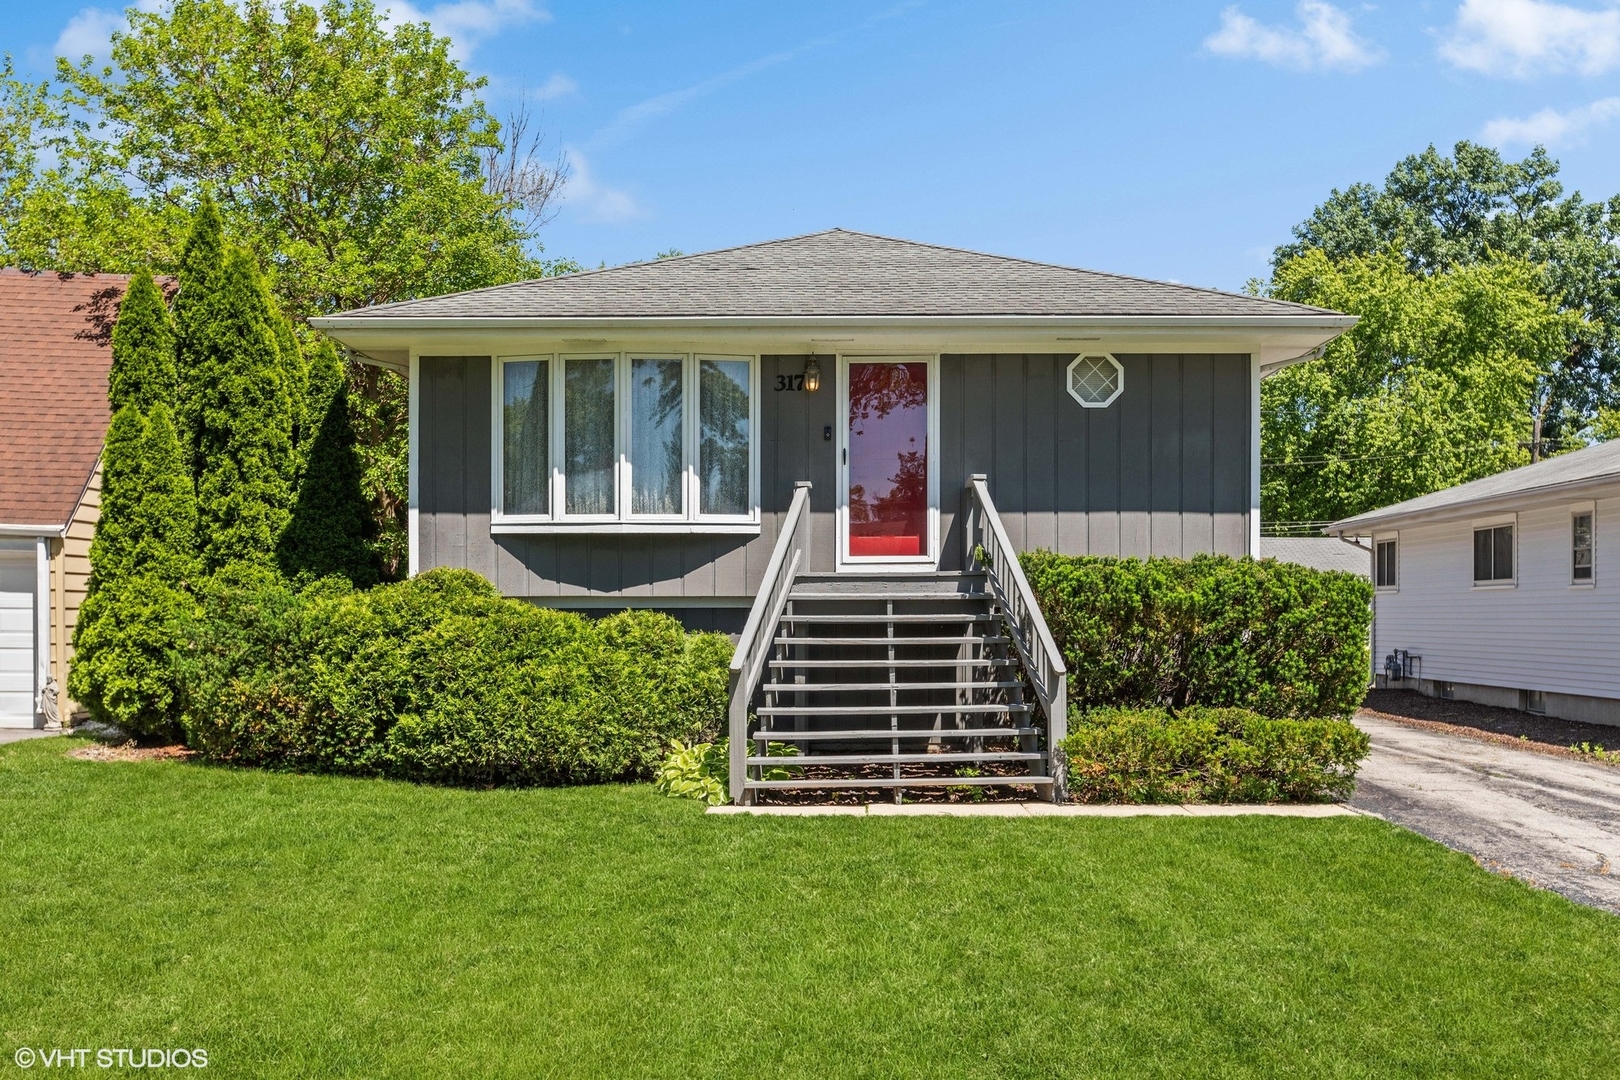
493 352 758 529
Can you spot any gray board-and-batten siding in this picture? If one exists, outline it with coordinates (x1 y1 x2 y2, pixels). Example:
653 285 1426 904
417 353 1253 624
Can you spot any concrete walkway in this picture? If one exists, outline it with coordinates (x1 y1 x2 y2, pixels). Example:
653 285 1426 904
711 802 1358 817
1351 714 1620 913
0 728 59 744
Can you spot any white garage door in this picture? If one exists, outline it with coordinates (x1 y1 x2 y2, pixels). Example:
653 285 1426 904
0 550 37 727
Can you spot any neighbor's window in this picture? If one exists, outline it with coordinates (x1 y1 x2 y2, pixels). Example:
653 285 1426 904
1375 539 1397 588
1573 512 1594 582
496 353 757 524
1473 524 1514 583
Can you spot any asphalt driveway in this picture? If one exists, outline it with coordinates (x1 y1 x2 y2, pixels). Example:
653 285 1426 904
1351 714 1620 913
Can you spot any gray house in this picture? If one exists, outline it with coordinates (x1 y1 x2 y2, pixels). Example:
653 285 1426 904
313 230 1354 801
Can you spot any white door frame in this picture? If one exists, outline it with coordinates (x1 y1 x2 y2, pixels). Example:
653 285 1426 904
835 354 941 572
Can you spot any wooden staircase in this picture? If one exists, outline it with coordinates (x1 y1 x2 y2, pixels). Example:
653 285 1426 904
744 570 1052 799
727 477 1067 805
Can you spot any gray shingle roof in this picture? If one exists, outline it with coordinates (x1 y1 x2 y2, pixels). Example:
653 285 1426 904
1258 537 1371 578
326 229 1339 321
1328 439 1620 532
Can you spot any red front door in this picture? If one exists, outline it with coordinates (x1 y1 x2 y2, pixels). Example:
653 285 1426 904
845 360 930 560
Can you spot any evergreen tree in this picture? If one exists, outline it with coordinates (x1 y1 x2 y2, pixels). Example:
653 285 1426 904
193 247 295 572
130 404 199 585
270 302 308 455
107 268 176 413
172 195 224 451
279 338 377 585
84 404 147 591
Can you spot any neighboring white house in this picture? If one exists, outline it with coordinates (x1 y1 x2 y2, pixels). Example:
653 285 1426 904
1327 440 1620 728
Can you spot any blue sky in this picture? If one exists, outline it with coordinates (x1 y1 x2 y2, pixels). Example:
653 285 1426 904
10 0 1620 290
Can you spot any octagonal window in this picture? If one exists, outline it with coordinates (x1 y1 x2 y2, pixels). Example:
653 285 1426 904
1067 353 1123 408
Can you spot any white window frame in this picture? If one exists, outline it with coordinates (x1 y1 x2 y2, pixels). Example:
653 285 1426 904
1471 512 1517 588
835 354 941 571
490 352 760 534
1066 353 1124 408
1571 501 1595 588
1373 534 1398 592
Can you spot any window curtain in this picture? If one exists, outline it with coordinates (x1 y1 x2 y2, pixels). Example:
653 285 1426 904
502 360 548 515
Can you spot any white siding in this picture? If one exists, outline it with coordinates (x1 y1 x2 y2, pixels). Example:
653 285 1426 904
1373 490 1620 700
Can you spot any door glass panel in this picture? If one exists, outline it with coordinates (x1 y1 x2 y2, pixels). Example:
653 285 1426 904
847 361 928 558
564 358 615 515
502 359 548 515
630 357 684 515
700 358 750 516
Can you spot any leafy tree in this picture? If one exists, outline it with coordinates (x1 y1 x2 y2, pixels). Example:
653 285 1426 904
84 404 147 591
132 404 200 586
279 338 376 585
192 247 295 572
1262 248 1574 527
171 194 224 455
107 267 175 413
1275 141 1620 450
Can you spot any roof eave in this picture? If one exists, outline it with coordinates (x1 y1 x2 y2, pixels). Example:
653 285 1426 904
1326 471 1620 534
310 313 1354 330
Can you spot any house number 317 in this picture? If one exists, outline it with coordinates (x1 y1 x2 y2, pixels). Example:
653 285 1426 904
774 374 806 391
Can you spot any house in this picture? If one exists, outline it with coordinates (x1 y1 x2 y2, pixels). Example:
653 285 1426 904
1327 439 1620 728
313 229 1355 800
0 270 124 729
1259 536 1371 578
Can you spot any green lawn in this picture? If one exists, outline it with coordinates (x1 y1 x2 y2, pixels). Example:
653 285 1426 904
2 737 1615 1078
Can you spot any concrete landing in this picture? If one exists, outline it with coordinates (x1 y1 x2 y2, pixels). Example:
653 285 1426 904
708 802 1361 817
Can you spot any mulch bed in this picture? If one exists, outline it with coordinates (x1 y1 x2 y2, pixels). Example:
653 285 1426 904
1359 689 1620 766
67 742 194 763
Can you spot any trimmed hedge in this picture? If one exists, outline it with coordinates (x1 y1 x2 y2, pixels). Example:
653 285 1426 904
181 568 732 786
1021 552 1372 719
1062 707 1369 804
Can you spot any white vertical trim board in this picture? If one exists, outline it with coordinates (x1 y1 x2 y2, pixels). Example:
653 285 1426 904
1248 353 1262 557
34 536 48 722
407 350 420 578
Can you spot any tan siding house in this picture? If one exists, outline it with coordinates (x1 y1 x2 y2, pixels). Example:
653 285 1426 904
0 270 122 728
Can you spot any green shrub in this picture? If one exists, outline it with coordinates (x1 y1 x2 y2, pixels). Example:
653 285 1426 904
1021 552 1372 719
67 574 197 740
1061 707 1370 804
654 739 801 805
182 568 732 786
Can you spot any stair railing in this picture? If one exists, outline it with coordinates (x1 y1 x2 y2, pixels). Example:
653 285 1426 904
963 474 1068 797
729 481 812 803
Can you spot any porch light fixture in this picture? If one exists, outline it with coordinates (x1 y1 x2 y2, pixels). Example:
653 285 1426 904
802 357 821 393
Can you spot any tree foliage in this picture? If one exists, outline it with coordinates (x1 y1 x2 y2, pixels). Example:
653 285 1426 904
107 267 175 413
279 339 376 585
1262 248 1574 525
192 248 295 573
1275 141 1620 445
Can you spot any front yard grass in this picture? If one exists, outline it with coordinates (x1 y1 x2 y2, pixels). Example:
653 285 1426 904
2 736 1615 1078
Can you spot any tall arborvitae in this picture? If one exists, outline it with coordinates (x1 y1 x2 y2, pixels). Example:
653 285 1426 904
269 301 308 459
172 195 225 452
83 405 147 592
279 338 376 585
192 247 295 572
130 405 199 585
107 268 177 413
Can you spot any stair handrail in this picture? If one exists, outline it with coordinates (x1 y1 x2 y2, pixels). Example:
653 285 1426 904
729 481 813 802
964 475 1068 784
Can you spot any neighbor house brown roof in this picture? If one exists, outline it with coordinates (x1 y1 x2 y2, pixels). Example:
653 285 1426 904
0 269 126 529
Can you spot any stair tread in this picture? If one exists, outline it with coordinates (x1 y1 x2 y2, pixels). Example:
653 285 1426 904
767 658 1016 668
787 592 992 601
749 727 1039 741
763 680 1025 692
773 635 1011 646
781 613 996 623
745 776 1053 790
757 703 1032 716
747 750 1045 766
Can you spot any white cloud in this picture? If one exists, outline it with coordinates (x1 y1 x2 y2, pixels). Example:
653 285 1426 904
1482 95 1620 144
1439 0 1620 77
53 1 161 63
534 72 577 100
380 0 549 61
1204 1 1383 71
559 148 639 223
